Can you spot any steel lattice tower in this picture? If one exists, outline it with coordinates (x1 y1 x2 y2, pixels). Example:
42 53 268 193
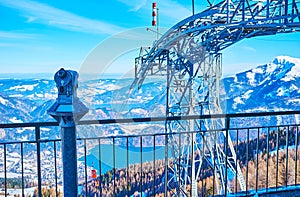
130 0 300 195
133 47 244 196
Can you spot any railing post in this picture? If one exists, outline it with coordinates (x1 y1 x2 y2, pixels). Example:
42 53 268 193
225 115 230 195
20 143 24 197
164 134 169 197
61 123 79 196
35 126 42 197
84 139 88 196
4 144 7 197
48 68 88 196
53 141 58 196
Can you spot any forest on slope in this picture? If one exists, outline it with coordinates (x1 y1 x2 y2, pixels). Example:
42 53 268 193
81 126 300 196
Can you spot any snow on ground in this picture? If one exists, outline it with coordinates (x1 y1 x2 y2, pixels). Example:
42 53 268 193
296 114 300 124
246 71 256 85
17 128 26 133
276 55 300 65
102 84 120 91
21 136 28 141
233 97 244 109
0 186 63 196
0 97 8 105
8 84 38 91
251 67 264 74
9 117 23 123
0 187 35 196
0 172 21 179
130 108 147 115
290 84 298 91
277 87 285 96
283 61 300 79
10 152 20 158
35 93 43 97
287 98 300 104
266 62 278 74
232 90 253 109
0 129 5 138
8 94 23 98
242 90 253 100
41 127 51 132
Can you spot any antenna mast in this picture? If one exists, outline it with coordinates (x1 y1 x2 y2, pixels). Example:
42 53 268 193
152 2 159 40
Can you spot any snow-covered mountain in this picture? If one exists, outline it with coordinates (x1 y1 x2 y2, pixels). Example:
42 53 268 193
224 56 300 113
0 56 300 141
1 56 299 191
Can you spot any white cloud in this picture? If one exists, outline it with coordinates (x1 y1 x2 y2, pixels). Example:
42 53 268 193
25 16 37 23
0 0 124 35
117 0 147 12
0 31 37 39
131 0 147 12
242 46 257 52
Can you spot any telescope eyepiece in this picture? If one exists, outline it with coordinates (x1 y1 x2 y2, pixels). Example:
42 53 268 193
57 68 66 78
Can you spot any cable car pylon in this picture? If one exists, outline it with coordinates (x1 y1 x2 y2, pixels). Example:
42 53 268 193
130 0 300 195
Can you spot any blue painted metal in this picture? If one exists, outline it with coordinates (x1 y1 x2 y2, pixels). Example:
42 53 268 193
132 0 300 88
1 111 300 196
47 68 88 197
35 126 42 196
0 111 300 196
60 126 78 196
130 1 300 195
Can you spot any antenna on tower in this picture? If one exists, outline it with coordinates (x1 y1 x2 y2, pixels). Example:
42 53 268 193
151 2 159 40
192 0 195 15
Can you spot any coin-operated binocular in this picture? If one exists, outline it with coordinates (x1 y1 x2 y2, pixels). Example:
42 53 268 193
47 68 88 196
48 68 88 127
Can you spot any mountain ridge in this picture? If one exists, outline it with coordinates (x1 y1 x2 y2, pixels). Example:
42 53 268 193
223 56 300 113
0 56 300 141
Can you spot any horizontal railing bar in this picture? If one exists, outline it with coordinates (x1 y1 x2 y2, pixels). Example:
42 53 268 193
0 138 61 145
76 129 226 141
0 128 222 145
1 123 300 146
78 110 300 125
1 110 300 129
229 123 300 130
0 121 58 128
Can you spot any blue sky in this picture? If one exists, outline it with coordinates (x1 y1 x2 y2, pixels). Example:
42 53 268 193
0 0 299 76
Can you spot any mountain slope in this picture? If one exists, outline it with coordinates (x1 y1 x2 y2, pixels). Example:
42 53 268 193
0 56 299 140
223 56 300 113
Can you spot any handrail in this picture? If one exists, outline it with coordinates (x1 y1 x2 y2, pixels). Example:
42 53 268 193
1 110 300 128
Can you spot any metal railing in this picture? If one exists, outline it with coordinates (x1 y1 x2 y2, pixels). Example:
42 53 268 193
1 111 300 196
